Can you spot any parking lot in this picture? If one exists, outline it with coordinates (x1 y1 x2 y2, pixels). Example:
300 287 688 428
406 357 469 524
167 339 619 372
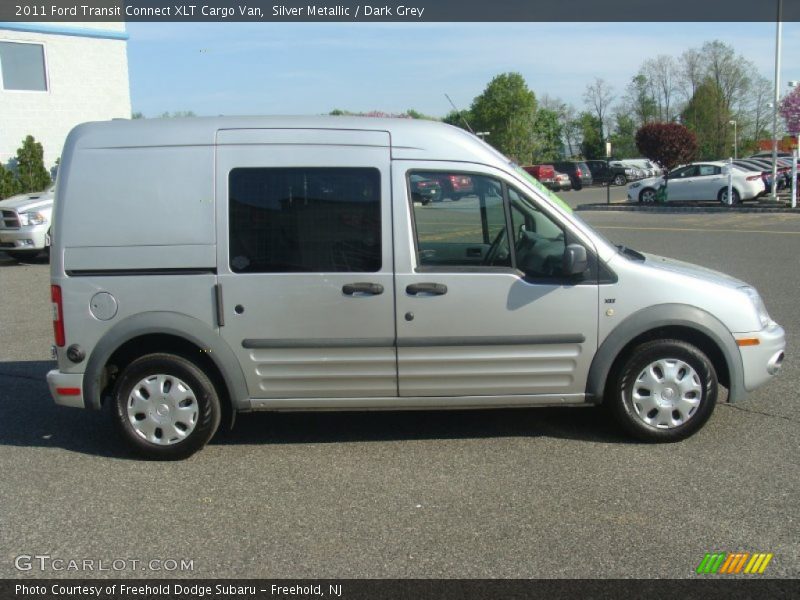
0 193 798 579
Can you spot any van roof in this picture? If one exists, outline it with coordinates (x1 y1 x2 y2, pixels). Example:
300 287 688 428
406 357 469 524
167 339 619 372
65 116 511 164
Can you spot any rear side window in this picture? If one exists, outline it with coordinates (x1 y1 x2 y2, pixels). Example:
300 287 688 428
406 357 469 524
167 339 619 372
229 167 381 273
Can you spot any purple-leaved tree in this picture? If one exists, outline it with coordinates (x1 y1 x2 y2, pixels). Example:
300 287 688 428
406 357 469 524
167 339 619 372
779 87 800 136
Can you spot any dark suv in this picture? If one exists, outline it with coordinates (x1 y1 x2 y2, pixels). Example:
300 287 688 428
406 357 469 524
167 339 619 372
553 161 593 190
585 160 635 186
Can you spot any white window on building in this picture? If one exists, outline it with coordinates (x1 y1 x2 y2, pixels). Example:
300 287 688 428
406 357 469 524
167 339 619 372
0 41 48 91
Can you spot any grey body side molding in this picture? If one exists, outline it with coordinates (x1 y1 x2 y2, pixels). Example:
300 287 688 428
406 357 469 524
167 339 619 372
586 303 745 404
82 312 250 412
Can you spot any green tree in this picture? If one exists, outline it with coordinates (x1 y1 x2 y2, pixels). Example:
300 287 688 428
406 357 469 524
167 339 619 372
405 108 437 120
15 135 51 193
469 73 538 162
609 113 638 158
442 109 473 129
531 108 563 162
0 162 19 199
625 73 658 126
579 112 605 159
681 78 728 159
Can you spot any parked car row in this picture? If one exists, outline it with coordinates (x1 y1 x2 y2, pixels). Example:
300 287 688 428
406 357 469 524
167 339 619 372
522 159 663 191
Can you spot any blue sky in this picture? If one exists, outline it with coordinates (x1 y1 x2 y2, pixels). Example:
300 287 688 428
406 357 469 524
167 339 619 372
127 22 800 118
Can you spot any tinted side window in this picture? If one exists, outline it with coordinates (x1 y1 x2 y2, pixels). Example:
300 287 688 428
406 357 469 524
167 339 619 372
229 168 381 273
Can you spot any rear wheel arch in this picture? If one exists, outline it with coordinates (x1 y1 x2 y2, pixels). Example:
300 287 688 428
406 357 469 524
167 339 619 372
586 305 742 404
83 313 249 425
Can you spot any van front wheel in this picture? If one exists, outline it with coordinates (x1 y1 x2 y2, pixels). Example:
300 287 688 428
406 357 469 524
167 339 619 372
112 353 221 459
607 340 717 442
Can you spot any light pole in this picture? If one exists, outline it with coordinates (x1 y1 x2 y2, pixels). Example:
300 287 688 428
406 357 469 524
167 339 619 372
789 80 799 150
789 81 798 208
729 120 737 159
771 0 783 201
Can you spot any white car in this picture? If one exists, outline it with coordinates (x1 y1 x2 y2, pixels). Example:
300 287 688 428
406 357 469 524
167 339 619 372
627 162 765 204
618 158 660 178
0 188 54 260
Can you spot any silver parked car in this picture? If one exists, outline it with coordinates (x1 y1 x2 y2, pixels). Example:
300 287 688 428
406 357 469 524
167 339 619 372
47 117 785 458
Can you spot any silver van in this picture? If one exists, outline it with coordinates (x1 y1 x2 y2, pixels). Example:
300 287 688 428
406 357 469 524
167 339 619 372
47 117 785 459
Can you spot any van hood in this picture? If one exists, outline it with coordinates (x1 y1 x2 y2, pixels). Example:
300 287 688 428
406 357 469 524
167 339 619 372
642 252 747 289
0 191 54 212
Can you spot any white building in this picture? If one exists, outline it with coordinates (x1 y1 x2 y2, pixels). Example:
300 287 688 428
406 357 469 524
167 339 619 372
0 22 131 169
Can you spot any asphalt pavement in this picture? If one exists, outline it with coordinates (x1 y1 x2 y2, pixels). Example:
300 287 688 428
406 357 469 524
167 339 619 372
0 196 797 579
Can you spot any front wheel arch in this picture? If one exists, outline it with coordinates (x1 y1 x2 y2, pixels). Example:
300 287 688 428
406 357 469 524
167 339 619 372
586 305 742 404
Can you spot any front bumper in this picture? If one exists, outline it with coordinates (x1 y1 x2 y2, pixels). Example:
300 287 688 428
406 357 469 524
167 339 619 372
46 370 86 408
0 226 49 251
735 323 786 393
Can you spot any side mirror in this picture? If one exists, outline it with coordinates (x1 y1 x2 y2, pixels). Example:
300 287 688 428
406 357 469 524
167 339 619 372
563 244 588 276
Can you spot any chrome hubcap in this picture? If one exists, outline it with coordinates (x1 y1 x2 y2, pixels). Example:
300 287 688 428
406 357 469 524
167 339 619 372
127 374 198 445
631 359 702 429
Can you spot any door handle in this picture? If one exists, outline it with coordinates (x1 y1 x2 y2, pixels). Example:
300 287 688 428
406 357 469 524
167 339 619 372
406 282 448 296
342 282 384 296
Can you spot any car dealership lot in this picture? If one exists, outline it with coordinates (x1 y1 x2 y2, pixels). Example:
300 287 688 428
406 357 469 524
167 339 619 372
0 207 798 578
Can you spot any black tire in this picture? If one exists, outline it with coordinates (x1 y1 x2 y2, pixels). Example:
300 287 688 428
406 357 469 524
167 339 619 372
573 180 583 191
112 353 221 460
613 174 627 186
638 188 657 203
718 187 741 205
606 339 717 442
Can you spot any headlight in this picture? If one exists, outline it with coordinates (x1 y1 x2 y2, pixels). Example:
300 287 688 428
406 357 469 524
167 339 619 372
740 286 772 329
18 211 47 226
629 182 641 189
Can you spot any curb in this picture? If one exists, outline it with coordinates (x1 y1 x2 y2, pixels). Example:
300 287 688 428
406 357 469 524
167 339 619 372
576 203 798 214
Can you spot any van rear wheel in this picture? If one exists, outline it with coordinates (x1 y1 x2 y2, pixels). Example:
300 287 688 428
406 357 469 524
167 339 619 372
607 340 717 442
112 353 220 459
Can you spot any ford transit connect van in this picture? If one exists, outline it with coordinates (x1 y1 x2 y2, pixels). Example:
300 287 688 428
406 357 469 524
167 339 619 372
47 117 785 459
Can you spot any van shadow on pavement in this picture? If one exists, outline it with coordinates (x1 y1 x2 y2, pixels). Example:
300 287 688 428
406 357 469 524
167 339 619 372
0 360 630 459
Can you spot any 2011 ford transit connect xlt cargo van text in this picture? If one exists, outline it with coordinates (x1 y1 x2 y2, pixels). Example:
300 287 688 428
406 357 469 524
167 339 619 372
46 117 785 459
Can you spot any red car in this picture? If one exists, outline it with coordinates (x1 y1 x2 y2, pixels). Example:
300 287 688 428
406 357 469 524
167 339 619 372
522 165 558 190
429 173 474 200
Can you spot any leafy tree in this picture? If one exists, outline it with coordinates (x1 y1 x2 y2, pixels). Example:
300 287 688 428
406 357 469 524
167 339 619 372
469 72 538 161
131 111 144 119
625 73 658 126
404 108 437 120
579 112 605 159
531 108 563 162
15 135 51 193
681 78 729 159
442 109 473 130
779 86 800 136
0 162 19 199
636 123 697 194
609 113 638 158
